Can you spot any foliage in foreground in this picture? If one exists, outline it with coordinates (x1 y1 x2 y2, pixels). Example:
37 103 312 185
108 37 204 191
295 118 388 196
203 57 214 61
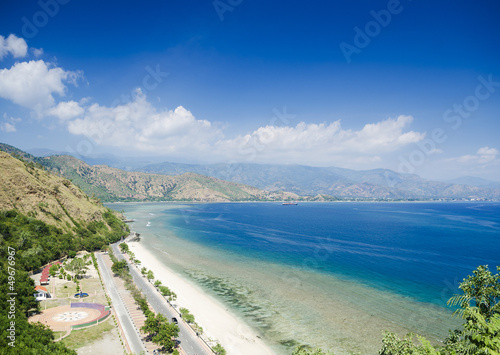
379 265 500 355
293 265 500 355
292 345 335 354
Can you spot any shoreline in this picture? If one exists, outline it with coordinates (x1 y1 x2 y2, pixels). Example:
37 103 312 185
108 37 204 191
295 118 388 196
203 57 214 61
111 201 475 354
127 240 276 355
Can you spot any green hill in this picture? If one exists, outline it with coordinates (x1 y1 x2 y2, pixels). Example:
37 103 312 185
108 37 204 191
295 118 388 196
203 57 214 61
40 154 298 202
0 150 129 354
0 151 128 235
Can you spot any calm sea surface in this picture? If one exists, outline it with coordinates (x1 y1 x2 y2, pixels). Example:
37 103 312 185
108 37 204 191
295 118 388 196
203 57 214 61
108 202 500 354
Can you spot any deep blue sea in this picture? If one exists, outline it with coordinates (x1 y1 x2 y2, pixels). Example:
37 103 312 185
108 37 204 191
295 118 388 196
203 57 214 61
110 202 500 354
162 202 500 305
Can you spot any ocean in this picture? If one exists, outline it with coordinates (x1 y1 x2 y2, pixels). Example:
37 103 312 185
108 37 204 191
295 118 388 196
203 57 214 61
108 202 500 354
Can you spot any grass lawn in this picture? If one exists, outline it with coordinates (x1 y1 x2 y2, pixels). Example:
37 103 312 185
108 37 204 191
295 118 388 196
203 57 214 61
35 254 121 351
53 331 67 341
40 298 71 310
59 317 114 349
55 278 76 298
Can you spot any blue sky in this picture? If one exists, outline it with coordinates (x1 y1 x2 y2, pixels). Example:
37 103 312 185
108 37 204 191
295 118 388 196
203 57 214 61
0 0 499 180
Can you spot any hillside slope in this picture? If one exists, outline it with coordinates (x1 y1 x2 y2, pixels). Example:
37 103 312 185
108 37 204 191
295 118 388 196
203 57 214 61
41 155 297 202
0 151 127 234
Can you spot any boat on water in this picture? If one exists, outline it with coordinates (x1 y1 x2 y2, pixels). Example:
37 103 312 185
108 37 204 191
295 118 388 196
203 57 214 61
146 221 151 227
282 202 298 205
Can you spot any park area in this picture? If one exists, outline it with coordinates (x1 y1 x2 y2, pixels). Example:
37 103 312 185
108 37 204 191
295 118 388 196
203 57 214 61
29 252 125 354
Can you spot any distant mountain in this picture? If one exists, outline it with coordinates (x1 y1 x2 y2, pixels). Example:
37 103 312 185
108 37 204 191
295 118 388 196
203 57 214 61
25 148 163 171
26 147 69 157
140 161 500 200
3 142 499 201
39 155 298 202
446 176 500 189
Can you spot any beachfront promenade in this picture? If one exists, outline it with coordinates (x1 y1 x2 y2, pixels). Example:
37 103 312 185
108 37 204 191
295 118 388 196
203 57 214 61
111 242 212 355
95 252 147 354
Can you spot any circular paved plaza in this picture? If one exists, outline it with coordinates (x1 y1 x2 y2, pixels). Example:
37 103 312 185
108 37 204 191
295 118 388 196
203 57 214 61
31 305 101 331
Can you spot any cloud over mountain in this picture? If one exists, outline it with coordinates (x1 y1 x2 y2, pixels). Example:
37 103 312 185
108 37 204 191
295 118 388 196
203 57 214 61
61 89 424 166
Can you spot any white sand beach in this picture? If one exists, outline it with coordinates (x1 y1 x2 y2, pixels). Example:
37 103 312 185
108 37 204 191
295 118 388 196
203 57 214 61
128 241 276 355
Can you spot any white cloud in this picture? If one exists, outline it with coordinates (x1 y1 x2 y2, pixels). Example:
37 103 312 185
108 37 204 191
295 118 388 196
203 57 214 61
477 146 498 157
441 147 500 180
448 147 500 173
64 91 424 166
0 122 16 132
48 100 84 120
67 89 223 156
0 60 81 113
0 113 21 133
0 34 28 60
215 115 424 165
455 146 499 165
31 47 44 57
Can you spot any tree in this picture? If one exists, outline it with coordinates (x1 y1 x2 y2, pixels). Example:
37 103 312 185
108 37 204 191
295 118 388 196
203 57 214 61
49 264 59 277
111 260 129 276
152 321 180 352
378 265 500 355
147 270 154 283
154 280 162 288
180 308 195 324
159 286 177 301
448 265 500 321
446 265 500 354
212 343 227 355
119 242 129 254
141 266 148 276
378 332 438 355
65 258 88 279
141 313 167 335
292 345 335 355
141 313 179 352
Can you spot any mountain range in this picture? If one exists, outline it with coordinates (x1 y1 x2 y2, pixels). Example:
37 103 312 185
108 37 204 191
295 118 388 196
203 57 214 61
137 161 500 200
4 143 500 201
1 143 297 202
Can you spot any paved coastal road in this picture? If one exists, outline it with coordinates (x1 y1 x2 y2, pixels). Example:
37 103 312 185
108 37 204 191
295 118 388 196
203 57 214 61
96 252 147 354
111 243 211 355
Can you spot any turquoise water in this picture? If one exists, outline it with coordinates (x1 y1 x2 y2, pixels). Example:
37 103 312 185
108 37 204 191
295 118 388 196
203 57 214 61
109 202 500 354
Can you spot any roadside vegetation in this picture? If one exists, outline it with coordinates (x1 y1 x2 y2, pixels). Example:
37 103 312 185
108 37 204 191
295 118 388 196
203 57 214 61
119 242 223 353
109 246 181 353
0 209 128 354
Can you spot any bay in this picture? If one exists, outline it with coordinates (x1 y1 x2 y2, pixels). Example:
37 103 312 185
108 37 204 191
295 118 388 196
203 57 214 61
108 202 500 354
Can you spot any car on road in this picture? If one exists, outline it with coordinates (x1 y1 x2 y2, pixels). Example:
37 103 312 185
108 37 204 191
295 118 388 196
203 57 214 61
172 317 178 324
